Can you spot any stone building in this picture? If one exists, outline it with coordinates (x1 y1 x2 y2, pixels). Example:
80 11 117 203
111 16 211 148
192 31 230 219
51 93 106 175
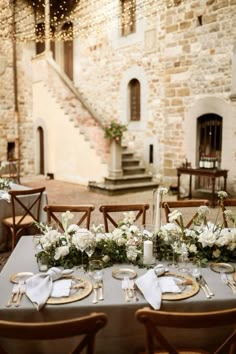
0 0 236 196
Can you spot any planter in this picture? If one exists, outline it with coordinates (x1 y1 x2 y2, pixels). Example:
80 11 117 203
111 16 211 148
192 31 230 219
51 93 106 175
108 139 123 178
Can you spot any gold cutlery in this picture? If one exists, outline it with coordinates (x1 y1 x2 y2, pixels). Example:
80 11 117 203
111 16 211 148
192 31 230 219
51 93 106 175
98 280 104 301
92 283 99 304
6 284 19 307
196 277 211 298
15 281 26 307
199 275 214 296
122 278 130 302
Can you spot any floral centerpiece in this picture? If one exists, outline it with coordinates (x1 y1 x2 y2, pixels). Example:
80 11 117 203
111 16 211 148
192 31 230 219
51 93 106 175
35 211 153 269
103 120 127 143
0 177 11 190
156 191 236 266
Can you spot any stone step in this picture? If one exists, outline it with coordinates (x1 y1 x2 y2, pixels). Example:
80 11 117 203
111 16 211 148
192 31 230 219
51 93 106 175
122 158 140 167
123 166 146 175
88 180 159 196
104 174 153 185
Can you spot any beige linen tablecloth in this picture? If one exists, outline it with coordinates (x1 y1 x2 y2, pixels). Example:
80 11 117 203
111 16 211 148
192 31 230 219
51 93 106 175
0 236 236 354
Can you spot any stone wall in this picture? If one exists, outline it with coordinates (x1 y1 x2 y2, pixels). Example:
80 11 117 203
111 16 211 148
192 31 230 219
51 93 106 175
0 0 236 193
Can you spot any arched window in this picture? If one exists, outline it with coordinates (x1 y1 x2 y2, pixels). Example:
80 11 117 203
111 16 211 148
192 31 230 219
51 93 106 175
121 0 136 37
129 79 140 121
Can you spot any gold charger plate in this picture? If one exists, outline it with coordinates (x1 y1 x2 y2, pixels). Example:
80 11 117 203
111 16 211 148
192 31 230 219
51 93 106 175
47 276 93 305
112 268 137 280
210 262 235 274
10 272 34 283
161 272 199 301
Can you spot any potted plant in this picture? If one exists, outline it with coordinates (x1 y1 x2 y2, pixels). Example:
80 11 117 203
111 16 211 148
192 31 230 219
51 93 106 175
103 120 127 143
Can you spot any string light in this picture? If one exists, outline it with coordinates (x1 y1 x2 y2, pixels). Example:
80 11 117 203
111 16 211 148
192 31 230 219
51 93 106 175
0 0 184 42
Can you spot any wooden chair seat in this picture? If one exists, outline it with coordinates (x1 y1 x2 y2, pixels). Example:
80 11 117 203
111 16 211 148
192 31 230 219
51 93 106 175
43 204 95 231
99 204 150 232
162 199 210 228
0 312 108 354
2 187 46 250
136 307 236 354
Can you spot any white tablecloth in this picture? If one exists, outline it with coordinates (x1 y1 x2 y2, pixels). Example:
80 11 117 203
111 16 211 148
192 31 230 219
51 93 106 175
0 184 47 250
0 236 235 353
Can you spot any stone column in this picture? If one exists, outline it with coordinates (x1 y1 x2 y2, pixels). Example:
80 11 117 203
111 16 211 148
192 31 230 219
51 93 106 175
109 140 123 178
44 0 50 53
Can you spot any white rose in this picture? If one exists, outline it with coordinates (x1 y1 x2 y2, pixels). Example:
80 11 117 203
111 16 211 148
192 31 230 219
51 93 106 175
54 245 70 260
72 228 93 251
198 230 217 248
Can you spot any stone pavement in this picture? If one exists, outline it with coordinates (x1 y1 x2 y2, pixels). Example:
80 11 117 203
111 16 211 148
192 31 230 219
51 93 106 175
21 175 219 225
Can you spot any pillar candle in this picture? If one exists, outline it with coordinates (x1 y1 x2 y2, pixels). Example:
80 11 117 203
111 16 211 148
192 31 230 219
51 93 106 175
154 189 161 231
143 240 153 265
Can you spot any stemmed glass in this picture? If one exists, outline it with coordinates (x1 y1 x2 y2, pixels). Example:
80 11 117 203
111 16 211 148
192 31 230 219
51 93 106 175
168 235 179 268
85 239 96 268
178 243 190 273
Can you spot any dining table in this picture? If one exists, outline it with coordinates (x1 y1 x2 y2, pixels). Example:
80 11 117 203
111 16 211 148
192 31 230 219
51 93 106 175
0 183 47 251
0 236 236 354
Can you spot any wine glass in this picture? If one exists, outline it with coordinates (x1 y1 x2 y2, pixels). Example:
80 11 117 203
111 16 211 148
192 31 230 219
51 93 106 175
88 260 104 282
85 239 96 270
178 243 190 273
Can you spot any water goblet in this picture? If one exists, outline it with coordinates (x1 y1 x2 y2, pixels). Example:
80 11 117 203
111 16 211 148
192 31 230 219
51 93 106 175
89 259 104 282
178 243 190 274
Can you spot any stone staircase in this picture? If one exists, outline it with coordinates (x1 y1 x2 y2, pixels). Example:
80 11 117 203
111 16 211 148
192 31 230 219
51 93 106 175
88 146 159 195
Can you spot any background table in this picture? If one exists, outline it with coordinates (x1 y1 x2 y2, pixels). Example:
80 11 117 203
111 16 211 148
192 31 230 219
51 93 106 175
0 184 47 251
0 236 236 353
177 167 228 206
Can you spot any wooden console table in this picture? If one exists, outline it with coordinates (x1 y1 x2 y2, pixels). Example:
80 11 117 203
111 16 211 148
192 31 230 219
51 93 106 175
177 167 228 207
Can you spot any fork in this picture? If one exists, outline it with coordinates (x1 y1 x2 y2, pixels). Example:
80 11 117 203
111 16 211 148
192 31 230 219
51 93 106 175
6 284 19 307
122 279 130 302
221 273 236 294
15 281 26 307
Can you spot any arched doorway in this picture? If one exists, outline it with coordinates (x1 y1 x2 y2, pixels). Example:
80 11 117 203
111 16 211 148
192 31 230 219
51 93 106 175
197 113 222 168
37 127 45 175
62 22 74 81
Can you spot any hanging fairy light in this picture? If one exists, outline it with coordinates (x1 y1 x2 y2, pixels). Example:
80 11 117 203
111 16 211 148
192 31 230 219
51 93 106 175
0 0 184 42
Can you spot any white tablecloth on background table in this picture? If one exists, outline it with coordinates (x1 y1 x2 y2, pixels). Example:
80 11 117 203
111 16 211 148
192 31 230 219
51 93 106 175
0 184 47 250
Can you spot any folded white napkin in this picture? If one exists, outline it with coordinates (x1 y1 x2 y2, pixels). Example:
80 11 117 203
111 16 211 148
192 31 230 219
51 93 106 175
25 267 73 310
135 269 181 310
51 279 72 297
0 191 10 203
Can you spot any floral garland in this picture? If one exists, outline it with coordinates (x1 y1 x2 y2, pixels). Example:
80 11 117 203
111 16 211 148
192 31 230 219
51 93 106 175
156 191 236 266
35 211 153 269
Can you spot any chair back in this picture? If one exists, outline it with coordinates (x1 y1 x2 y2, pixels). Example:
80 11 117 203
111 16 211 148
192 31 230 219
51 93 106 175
0 159 20 184
135 306 236 354
219 199 236 228
0 312 107 354
162 199 209 228
44 204 95 230
99 204 150 232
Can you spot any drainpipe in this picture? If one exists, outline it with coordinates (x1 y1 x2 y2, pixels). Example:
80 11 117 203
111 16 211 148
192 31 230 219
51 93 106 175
12 0 20 161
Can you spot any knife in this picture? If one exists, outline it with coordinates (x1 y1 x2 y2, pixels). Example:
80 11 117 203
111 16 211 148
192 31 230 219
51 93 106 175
199 275 214 296
196 277 211 298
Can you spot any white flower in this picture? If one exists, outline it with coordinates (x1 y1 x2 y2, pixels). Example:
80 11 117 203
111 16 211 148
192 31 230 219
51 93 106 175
72 228 94 251
126 245 140 261
217 191 228 199
158 187 168 196
102 255 110 263
189 244 197 254
123 211 136 224
212 249 221 258
197 205 210 217
168 210 182 223
197 230 217 248
54 245 70 260
67 224 80 234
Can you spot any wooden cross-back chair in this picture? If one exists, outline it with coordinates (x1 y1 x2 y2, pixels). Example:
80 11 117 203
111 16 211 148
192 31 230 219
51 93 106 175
0 312 108 354
0 159 21 184
99 204 150 232
135 306 236 354
43 204 95 231
219 199 236 228
2 187 46 250
162 199 210 228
